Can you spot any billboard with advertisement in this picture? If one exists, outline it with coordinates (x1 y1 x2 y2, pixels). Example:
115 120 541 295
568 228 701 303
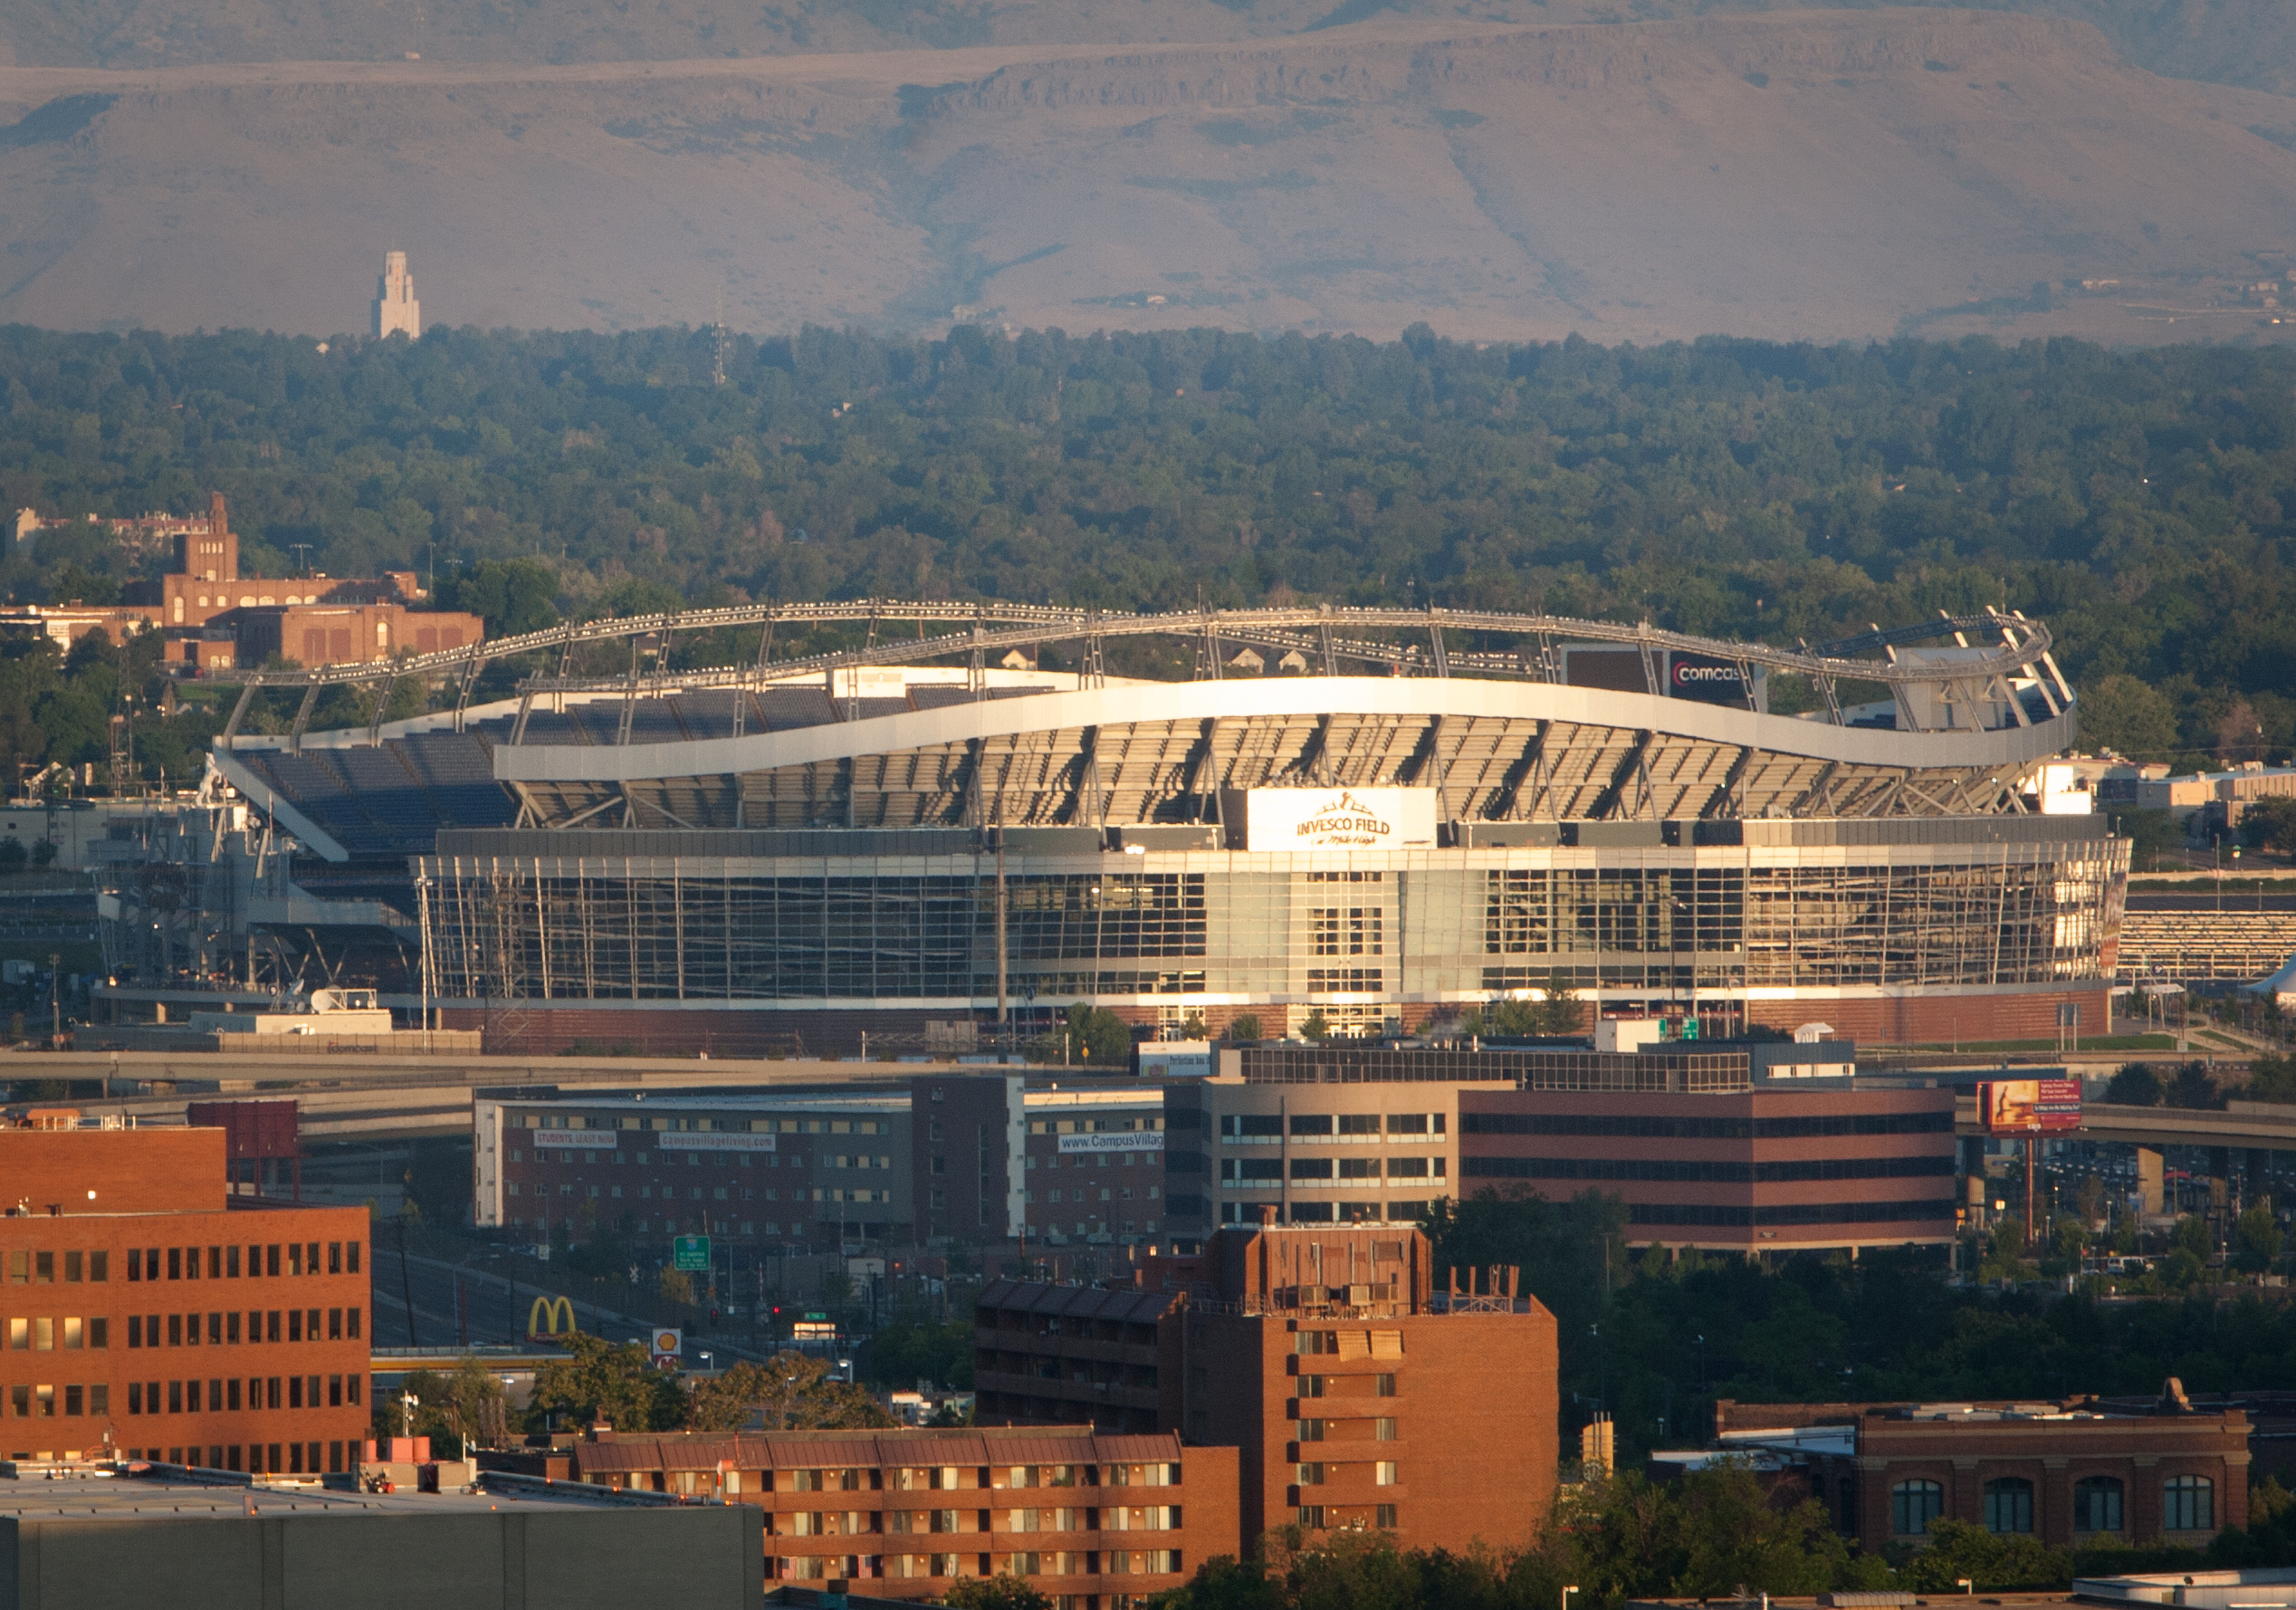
1979 1078 2083 1135
1227 786 1439 851
651 1327 683 1367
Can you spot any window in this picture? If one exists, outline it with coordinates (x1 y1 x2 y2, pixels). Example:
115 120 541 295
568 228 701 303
1296 1463 1325 1486
1375 1504 1398 1529
1375 1461 1398 1486
2073 1477 2123 1534
1892 1479 1944 1537
2165 1476 2215 1531
1984 1478 2033 1535
35 1251 53 1283
1375 1418 1397 1441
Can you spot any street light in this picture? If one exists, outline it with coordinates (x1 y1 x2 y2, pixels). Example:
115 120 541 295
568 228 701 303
1564 1586 1581 1610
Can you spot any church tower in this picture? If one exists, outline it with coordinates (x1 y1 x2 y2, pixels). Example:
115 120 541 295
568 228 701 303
375 250 420 340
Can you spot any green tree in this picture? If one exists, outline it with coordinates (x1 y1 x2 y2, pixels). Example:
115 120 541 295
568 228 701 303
689 1349 896 1433
394 1356 511 1455
2234 1205 2284 1273
946 1575 1055 1610
2080 674 2180 760
2107 1063 2163 1106
1064 1001 1134 1064
526 1332 687 1434
1298 1011 1331 1042
2166 1062 2223 1110
1226 1013 1263 1042
1897 1518 2069 1592
2242 797 2296 856
435 558 561 637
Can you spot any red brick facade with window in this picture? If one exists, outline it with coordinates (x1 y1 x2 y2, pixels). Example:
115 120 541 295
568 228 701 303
565 1424 1238 1608
0 1124 370 1474
1724 1399 2251 1552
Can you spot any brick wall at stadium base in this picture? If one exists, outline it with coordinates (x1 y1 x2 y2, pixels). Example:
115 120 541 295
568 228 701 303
447 987 2107 1058
1742 987 2113 1046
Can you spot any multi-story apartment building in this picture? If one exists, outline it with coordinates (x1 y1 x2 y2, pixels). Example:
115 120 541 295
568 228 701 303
1021 1087 1169 1247
473 1091 917 1247
562 1423 1238 1608
475 1075 1175 1257
975 1223 1558 1557
0 1116 370 1475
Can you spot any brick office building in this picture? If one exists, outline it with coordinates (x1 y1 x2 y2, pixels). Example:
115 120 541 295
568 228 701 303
976 1223 1558 1557
562 1423 1237 1608
1717 1396 2252 1550
1459 1083 1958 1253
0 1117 370 1474
1163 1045 1957 1255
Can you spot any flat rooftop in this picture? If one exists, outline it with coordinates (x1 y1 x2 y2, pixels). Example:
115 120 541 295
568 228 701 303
0 1465 680 1522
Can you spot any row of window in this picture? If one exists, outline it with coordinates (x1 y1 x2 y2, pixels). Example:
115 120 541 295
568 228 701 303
1214 1202 1432 1224
1890 1475 2213 1536
124 1308 361 1346
1461 1113 1956 1139
751 1463 1180 1492
122 1442 350 1475
514 1115 891 1136
509 1151 879 1168
121 1375 360 1414
1220 1114 1445 1139
1222 1158 1446 1183
5 1318 107 1350
1461 1156 1953 1184
768 1551 1183 1581
1628 1200 1956 1228
108 1243 359 1282
509 1184 893 1204
1296 1417 1399 1440
1296 1505 1396 1531
1295 1461 1399 1486
1026 1187 1160 1204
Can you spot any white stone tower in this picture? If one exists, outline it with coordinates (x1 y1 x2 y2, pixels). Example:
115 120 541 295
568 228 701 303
374 250 420 340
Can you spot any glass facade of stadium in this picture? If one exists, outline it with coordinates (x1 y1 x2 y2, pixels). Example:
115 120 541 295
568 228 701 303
418 816 2125 1043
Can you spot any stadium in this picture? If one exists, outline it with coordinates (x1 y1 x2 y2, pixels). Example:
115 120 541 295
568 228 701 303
119 601 2122 1053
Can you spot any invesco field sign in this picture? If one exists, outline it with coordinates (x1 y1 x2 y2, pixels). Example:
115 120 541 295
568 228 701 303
1232 787 1440 850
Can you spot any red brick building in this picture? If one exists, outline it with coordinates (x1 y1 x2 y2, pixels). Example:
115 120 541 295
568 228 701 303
1717 1396 2252 1552
977 1223 1558 1558
564 1423 1238 1608
0 1117 371 1475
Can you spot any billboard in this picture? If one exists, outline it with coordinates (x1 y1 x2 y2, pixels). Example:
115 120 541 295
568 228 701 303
651 1327 682 1367
1137 1042 1213 1079
1057 1130 1164 1155
1666 653 1756 709
1979 1078 2083 1136
1229 786 1439 850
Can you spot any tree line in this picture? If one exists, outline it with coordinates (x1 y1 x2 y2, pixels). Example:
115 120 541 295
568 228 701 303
0 323 2290 770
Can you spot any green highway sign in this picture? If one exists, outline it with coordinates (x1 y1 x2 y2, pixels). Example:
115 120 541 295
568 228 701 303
673 1235 711 1271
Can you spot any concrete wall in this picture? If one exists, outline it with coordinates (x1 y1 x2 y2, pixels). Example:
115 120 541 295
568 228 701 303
2 1502 765 1610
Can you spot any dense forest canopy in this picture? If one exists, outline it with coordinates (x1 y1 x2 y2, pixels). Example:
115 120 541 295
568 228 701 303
0 322 2290 771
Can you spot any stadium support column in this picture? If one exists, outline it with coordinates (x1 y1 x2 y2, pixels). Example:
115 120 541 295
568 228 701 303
2136 1147 2164 1216
995 837 1009 1038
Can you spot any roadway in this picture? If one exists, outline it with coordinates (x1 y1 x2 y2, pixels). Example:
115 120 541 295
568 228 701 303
367 1240 774 1363
1954 1097 2296 1155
